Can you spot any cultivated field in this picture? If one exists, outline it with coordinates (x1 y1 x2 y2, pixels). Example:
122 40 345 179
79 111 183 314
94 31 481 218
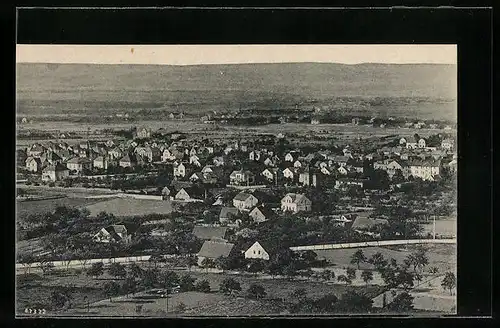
84 198 173 217
16 197 103 220
316 244 456 273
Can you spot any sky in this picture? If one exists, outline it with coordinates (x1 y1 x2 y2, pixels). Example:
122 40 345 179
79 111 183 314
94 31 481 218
16 44 457 65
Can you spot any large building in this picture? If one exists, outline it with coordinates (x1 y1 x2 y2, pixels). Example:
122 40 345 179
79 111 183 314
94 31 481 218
281 193 312 213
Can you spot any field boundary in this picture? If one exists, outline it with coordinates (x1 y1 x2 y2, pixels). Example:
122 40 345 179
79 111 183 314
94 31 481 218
289 238 457 251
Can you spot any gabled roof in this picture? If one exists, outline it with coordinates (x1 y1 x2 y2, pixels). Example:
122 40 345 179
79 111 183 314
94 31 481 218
197 240 234 258
281 193 311 204
233 192 255 202
219 207 239 220
249 205 273 219
351 217 388 230
192 225 229 240
43 163 68 172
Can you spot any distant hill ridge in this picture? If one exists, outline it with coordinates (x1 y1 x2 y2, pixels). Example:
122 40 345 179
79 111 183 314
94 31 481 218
17 62 457 99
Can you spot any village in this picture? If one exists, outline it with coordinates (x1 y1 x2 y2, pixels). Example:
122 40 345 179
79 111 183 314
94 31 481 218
16 120 457 316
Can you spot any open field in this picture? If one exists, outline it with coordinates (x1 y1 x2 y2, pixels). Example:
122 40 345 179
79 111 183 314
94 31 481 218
16 265 384 316
84 198 173 217
16 197 104 220
420 219 456 238
316 244 456 273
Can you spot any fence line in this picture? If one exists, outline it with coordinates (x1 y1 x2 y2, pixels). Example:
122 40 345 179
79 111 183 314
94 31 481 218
289 238 457 251
16 254 182 271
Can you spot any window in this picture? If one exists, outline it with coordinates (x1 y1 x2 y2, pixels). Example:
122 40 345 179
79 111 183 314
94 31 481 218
258 250 261 255
253 250 256 254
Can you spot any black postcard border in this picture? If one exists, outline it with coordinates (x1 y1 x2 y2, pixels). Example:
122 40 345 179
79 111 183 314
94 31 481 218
4 4 494 327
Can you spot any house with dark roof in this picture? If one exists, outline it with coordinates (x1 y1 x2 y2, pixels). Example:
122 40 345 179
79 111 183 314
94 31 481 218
248 206 273 223
118 154 136 168
93 224 133 244
232 192 258 210
42 163 69 182
219 207 240 224
351 217 388 231
66 156 92 173
197 240 235 266
192 225 229 240
281 193 312 213
25 156 43 172
174 187 206 202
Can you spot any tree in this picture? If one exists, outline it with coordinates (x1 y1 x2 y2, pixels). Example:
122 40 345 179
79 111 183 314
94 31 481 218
346 267 357 281
361 270 374 286
283 263 298 280
441 272 456 295
38 260 55 275
179 274 196 292
121 277 137 298
60 251 74 271
200 257 214 272
350 249 367 269
129 262 143 278
19 254 35 275
109 262 127 279
315 294 339 313
214 256 230 271
86 262 104 279
290 288 307 300
336 290 373 313
219 278 241 295
369 252 388 271
247 283 266 299
148 254 165 269
387 292 414 312
321 269 334 282
175 302 187 313
159 270 180 290
404 247 429 274
142 268 160 289
50 287 72 309
104 281 120 302
300 250 318 264
337 275 351 285
195 279 211 293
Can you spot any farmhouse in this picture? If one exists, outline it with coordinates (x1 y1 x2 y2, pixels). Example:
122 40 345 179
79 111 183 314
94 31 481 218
192 226 229 241
66 157 92 173
93 155 109 170
93 224 132 244
441 138 455 150
233 192 259 211
197 240 235 266
118 154 136 168
281 193 312 213
244 241 271 261
409 158 441 181
248 206 273 223
229 170 255 186
219 207 240 224
25 157 43 172
174 187 205 201
41 163 69 182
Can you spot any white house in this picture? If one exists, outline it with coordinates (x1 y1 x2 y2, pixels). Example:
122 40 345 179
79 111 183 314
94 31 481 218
418 138 427 148
93 225 132 244
244 241 270 261
441 139 455 151
233 192 259 211
41 163 69 182
281 193 312 213
409 159 441 181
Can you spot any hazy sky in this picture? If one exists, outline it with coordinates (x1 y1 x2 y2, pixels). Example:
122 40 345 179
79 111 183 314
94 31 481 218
16 44 456 65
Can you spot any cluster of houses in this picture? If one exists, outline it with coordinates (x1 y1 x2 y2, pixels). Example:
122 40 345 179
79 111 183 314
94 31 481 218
18 127 456 186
